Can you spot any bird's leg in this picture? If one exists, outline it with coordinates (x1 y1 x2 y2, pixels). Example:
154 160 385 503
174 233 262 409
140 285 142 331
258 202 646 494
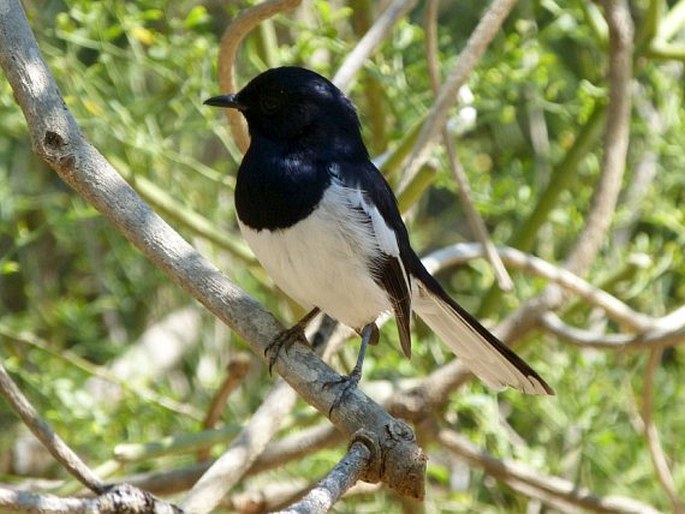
325 322 379 416
266 307 320 374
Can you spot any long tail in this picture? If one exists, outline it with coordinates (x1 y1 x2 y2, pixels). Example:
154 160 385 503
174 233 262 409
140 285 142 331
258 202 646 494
411 259 553 395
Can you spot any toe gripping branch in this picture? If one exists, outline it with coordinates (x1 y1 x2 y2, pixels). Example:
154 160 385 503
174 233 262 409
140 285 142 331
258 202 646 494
265 308 320 374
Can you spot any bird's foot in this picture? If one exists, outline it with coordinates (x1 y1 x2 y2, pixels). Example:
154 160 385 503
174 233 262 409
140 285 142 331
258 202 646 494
323 368 362 417
265 308 320 374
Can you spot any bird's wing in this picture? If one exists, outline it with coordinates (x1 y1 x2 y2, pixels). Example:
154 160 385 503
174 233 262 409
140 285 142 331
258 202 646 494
331 161 413 356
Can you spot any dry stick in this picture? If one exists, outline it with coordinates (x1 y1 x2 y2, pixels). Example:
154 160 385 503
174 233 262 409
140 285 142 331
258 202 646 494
197 353 251 461
564 0 634 277
438 430 660 514
274 441 372 514
399 0 518 192
0 362 105 494
332 0 419 92
640 349 684 514
422 243 654 331
540 312 685 351
181 380 298 514
0 484 183 514
0 0 425 504
120 424 343 496
424 0 514 292
217 0 302 153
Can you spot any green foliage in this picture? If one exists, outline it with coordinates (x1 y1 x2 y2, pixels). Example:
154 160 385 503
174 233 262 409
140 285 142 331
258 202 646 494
1 0 684 511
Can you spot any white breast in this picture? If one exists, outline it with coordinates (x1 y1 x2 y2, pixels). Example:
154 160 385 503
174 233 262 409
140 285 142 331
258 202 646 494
239 181 394 330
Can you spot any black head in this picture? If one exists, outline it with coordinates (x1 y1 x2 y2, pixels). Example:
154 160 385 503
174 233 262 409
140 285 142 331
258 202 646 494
205 67 366 155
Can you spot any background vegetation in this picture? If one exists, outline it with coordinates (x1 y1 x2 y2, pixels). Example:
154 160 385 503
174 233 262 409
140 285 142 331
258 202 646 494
1 0 684 512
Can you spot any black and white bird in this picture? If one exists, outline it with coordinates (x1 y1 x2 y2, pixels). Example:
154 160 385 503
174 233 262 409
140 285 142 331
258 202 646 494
205 66 552 397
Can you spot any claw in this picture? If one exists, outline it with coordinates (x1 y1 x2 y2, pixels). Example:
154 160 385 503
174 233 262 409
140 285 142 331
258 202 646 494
265 308 320 374
324 323 378 416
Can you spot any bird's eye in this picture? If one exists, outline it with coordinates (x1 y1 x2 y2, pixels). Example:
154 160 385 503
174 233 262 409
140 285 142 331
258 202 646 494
259 92 282 115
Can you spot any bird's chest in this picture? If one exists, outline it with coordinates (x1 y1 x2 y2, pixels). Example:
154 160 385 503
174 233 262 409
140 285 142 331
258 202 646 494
234 154 329 231
238 185 392 328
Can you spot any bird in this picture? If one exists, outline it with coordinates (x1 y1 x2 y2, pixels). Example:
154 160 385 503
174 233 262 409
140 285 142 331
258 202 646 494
204 66 553 403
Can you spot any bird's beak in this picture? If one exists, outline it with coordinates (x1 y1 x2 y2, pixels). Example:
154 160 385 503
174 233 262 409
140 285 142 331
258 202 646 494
203 94 246 111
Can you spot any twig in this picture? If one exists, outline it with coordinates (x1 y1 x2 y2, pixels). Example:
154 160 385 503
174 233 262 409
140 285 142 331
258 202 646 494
564 0 634 276
197 352 251 461
181 380 298 514
438 429 661 514
0 484 183 514
421 243 654 331
118 424 342 496
424 0 513 291
274 440 372 514
0 362 105 494
217 0 302 152
399 0 518 192
640 349 684 514
333 0 419 91
540 311 685 351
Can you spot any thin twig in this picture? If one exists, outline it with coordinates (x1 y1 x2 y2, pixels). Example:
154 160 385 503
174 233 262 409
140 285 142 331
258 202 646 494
438 429 660 514
564 0 634 276
421 243 654 331
274 441 372 514
540 312 685 351
217 0 302 152
640 349 684 514
197 353 251 461
424 0 513 291
0 362 105 494
0 484 183 514
333 0 419 91
399 0 518 192
181 380 298 514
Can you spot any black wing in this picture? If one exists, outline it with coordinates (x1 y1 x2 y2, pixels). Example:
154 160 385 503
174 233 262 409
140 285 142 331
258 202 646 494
332 160 414 357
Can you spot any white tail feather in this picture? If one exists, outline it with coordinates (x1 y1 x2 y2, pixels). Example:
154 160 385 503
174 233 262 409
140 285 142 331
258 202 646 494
412 281 551 395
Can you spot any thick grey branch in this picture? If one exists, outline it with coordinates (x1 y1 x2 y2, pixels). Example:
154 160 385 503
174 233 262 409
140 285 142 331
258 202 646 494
0 0 424 502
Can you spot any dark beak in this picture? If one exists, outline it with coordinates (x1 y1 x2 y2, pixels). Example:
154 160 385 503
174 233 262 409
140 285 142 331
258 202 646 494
203 94 246 111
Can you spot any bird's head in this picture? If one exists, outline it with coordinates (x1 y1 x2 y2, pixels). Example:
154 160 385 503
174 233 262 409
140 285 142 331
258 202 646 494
205 66 366 154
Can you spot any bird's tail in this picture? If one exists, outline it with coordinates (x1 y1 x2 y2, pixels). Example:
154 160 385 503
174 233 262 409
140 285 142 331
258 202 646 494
411 265 553 395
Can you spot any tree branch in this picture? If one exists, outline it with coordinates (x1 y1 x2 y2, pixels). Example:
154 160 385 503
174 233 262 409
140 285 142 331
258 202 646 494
0 362 105 494
217 0 302 152
399 0 518 191
0 0 425 502
438 430 660 514
0 484 183 514
333 0 418 91
274 440 372 514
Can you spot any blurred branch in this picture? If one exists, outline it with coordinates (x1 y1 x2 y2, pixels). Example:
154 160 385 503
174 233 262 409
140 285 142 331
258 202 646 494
0 362 105 494
540 312 685 351
197 353 252 461
0 0 425 504
399 0 518 192
274 440 372 514
483 0 635 343
438 430 661 514
0 484 183 514
217 0 302 153
333 0 418 91
422 243 654 331
564 0 633 276
424 0 513 292
119 424 342 496
181 380 298 514
640 349 684 514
